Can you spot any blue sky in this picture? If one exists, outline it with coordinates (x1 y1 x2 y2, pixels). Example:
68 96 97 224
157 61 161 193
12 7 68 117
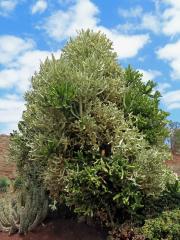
0 0 180 134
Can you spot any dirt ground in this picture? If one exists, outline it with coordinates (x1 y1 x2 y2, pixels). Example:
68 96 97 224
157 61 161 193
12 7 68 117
0 219 106 240
0 135 16 178
166 154 180 176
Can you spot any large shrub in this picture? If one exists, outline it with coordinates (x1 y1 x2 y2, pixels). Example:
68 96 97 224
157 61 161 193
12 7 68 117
140 180 180 239
134 178 180 230
141 209 180 240
8 30 174 233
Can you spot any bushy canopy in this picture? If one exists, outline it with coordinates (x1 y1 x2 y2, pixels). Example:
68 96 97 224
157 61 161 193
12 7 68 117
10 30 174 229
124 66 169 145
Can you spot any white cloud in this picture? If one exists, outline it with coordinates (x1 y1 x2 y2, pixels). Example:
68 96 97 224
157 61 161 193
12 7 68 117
117 1 180 36
0 69 19 89
157 40 180 80
0 35 61 92
0 50 61 92
0 0 18 16
163 90 180 110
0 35 61 133
0 95 25 134
138 69 162 83
31 0 47 14
0 35 35 65
0 123 19 134
99 27 149 59
42 0 149 59
0 94 25 132
141 13 160 34
152 0 180 36
162 7 180 36
58 0 75 4
148 1 180 36
118 12 161 35
116 23 136 34
137 70 172 99
43 0 99 41
117 4 161 34
154 1 180 80
164 0 180 8
157 83 171 94
118 6 143 18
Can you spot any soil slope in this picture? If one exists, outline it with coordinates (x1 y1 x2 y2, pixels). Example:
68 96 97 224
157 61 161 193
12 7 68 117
0 219 106 240
0 135 16 178
166 153 180 176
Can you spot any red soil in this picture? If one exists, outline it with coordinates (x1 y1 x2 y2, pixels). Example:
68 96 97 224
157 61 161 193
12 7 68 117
0 135 16 179
166 153 180 176
0 219 106 240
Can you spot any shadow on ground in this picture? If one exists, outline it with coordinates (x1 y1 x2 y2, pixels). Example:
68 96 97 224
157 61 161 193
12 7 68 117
0 219 107 240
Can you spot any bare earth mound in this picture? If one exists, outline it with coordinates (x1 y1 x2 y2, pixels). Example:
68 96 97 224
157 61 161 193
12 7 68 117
166 154 180 176
0 219 106 240
0 135 16 178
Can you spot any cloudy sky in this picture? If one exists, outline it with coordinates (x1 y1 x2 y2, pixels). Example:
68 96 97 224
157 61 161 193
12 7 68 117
0 0 180 134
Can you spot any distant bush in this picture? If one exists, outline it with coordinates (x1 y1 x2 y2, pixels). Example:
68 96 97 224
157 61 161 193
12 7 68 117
141 209 180 240
140 178 180 239
13 177 23 191
108 223 145 240
140 178 180 221
0 177 10 192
